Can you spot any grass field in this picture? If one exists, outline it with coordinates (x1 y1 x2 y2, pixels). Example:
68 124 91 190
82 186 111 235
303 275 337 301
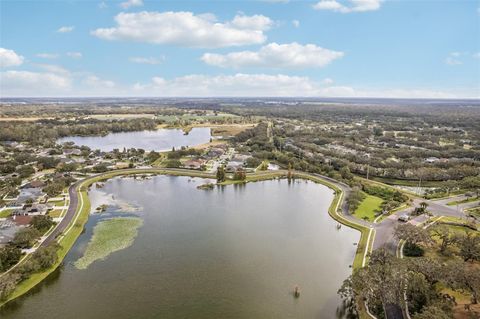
0 209 13 218
48 209 63 218
353 194 383 222
74 217 143 270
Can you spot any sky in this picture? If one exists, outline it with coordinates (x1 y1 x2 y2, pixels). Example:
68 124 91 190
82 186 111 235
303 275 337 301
0 0 479 98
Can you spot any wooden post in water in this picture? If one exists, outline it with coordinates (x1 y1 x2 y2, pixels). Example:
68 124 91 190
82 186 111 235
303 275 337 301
294 285 300 298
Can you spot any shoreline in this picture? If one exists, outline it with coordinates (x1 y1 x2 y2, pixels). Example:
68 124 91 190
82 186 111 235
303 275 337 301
0 168 371 307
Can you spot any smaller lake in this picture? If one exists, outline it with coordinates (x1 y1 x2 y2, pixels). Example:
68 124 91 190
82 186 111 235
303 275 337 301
57 128 212 152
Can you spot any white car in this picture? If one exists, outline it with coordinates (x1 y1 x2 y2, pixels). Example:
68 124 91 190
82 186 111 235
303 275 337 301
398 215 410 222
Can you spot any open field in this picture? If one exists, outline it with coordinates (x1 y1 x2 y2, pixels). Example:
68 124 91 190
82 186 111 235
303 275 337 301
353 194 384 222
74 217 143 270
48 209 63 218
86 113 156 120
0 209 13 218
0 117 54 121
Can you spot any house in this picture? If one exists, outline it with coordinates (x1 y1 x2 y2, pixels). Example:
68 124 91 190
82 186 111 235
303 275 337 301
12 215 32 226
23 180 46 189
226 161 244 172
425 157 439 163
115 162 130 169
63 148 82 156
184 159 206 170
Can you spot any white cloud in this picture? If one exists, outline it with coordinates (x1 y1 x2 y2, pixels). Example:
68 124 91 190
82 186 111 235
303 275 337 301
98 1 108 9
313 0 382 13
230 14 273 31
261 0 290 3
322 78 334 85
120 0 143 9
201 42 343 69
34 64 70 76
84 75 116 88
133 73 320 97
57 26 74 33
129 56 164 64
445 52 463 65
91 11 272 48
0 48 24 68
292 20 300 28
36 53 59 59
67 52 83 59
131 73 476 98
1 69 476 98
0 70 72 96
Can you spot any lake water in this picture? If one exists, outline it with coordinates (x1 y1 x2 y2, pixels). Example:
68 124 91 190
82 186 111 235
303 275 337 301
57 128 212 151
1 176 359 319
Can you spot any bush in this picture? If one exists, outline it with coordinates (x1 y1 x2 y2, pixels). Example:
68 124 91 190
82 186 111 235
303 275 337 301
404 242 424 257
0 246 22 272
0 273 21 301
31 215 55 233
12 227 41 249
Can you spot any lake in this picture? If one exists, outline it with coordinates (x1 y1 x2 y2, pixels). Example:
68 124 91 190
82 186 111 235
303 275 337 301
57 127 212 151
1 176 359 319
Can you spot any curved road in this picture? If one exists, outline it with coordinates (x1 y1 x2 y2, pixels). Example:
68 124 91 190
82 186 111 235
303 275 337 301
41 180 81 247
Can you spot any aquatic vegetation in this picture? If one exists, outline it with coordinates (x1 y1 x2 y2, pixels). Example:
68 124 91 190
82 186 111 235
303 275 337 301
74 217 143 270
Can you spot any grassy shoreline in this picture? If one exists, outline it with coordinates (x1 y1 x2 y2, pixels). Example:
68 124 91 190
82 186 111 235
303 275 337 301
1 168 371 307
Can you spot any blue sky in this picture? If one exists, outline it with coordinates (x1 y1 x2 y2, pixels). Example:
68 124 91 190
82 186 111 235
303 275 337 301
0 0 479 98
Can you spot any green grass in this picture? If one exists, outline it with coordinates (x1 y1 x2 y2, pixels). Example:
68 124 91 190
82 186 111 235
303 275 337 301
0 209 13 218
48 209 63 218
74 217 143 270
353 194 384 222
48 199 66 206
446 196 479 206
466 207 480 218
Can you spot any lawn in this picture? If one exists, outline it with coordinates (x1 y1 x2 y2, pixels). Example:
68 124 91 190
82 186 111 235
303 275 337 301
74 217 143 270
353 194 384 222
0 209 13 218
48 209 63 218
48 199 66 206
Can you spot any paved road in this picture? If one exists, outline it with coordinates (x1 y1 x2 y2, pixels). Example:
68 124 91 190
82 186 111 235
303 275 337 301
41 180 81 247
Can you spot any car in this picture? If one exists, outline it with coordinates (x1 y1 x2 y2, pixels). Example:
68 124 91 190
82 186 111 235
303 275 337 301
398 214 410 222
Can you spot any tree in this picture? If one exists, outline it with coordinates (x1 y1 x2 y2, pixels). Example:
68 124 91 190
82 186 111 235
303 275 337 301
340 166 354 180
12 227 41 248
0 246 22 272
412 306 451 319
347 187 365 213
339 248 407 316
30 215 55 233
430 225 458 255
394 224 431 246
458 232 480 262
0 273 20 301
32 243 60 270
233 168 246 181
16 165 35 178
93 163 109 173
216 166 226 183
287 162 293 179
